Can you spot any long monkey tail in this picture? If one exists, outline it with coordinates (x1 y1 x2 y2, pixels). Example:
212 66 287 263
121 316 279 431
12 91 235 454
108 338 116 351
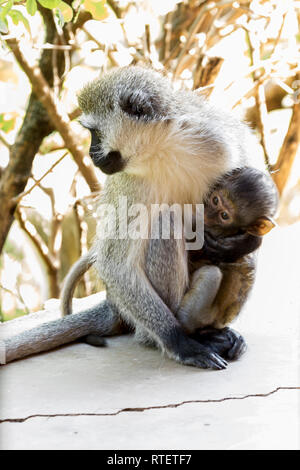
61 248 97 317
1 301 117 364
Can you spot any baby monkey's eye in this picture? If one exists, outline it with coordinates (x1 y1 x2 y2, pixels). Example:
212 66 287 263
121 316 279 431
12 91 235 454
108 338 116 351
220 211 229 221
212 196 219 206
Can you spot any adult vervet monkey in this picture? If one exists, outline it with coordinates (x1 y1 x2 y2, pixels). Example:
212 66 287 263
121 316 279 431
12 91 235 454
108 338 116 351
2 66 256 368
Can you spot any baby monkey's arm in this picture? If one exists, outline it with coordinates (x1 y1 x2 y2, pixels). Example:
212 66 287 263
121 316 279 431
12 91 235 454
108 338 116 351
199 231 262 264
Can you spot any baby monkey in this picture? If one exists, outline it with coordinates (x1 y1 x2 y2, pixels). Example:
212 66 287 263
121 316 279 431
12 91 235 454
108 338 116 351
177 166 278 343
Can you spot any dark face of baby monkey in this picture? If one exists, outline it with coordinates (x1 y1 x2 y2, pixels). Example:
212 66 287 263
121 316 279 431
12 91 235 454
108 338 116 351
204 167 279 239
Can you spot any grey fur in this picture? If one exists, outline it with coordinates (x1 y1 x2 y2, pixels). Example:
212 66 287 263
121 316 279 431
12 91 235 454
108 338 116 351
177 266 223 334
61 248 96 316
3 302 118 363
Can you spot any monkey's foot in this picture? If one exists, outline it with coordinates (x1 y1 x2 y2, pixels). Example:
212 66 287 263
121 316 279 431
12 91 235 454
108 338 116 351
192 327 247 361
168 328 228 370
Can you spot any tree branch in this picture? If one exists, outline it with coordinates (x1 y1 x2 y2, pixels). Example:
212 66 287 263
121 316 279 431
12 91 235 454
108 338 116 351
0 6 92 254
15 208 57 272
0 131 11 150
6 38 100 193
0 283 30 315
15 207 60 298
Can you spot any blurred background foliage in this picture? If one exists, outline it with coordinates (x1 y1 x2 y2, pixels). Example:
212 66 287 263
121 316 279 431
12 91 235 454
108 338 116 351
0 0 299 321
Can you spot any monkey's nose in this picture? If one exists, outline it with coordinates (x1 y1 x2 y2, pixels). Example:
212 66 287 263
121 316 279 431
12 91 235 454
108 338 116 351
90 150 125 175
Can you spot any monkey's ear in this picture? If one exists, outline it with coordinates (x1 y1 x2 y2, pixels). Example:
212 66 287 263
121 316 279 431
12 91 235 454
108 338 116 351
120 90 160 121
246 216 276 236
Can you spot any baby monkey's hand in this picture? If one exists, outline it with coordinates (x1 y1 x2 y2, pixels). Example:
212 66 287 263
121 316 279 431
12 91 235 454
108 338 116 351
200 231 262 264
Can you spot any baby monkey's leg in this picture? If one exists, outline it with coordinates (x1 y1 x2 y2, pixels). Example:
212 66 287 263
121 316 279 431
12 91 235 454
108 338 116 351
176 265 222 334
177 265 247 360
195 257 256 360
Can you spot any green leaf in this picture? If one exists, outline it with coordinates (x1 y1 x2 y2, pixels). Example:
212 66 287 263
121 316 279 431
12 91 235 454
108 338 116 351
56 1 73 23
8 9 30 32
0 113 16 133
26 0 37 16
37 0 61 9
0 0 13 21
83 0 108 21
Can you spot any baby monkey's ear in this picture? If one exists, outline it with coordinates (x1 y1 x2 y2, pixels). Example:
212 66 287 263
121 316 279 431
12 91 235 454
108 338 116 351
246 216 276 236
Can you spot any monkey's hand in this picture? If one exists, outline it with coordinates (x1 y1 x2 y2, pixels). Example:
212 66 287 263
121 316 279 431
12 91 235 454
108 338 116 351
192 326 247 360
199 231 262 264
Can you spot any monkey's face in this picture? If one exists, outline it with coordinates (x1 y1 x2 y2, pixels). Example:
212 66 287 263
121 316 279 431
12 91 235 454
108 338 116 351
78 67 173 176
204 189 238 237
88 128 125 175
204 173 277 239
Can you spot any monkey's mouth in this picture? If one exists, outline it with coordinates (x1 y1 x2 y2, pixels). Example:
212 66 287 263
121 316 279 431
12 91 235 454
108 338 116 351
89 150 126 175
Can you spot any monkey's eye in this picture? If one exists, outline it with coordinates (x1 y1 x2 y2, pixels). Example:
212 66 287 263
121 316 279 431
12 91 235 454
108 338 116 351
220 211 229 221
89 129 102 151
212 196 219 206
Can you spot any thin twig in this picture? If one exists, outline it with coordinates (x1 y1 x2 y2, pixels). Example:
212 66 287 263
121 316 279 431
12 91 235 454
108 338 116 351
163 11 173 63
0 283 30 315
33 43 75 50
224 56 282 92
52 35 60 97
144 24 151 59
68 108 81 121
173 0 246 77
13 151 68 203
107 0 123 19
15 207 58 273
82 26 118 67
57 27 71 80
16 206 60 298
256 83 272 171
0 132 11 149
271 11 288 57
